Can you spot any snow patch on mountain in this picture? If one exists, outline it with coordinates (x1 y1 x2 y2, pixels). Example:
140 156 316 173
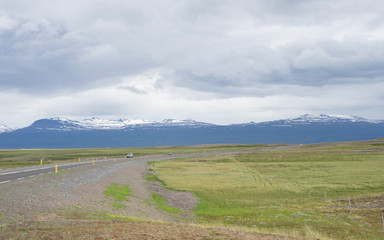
76 117 156 129
32 117 213 131
265 114 380 126
288 114 376 123
237 114 382 127
161 118 213 126
0 124 12 133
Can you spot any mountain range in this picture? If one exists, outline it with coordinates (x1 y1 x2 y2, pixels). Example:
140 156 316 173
0 114 383 148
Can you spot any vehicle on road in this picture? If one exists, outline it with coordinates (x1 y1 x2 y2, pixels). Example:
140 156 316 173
126 153 134 158
169 152 172 156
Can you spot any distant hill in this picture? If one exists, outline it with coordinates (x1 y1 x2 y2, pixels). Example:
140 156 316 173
0 114 383 148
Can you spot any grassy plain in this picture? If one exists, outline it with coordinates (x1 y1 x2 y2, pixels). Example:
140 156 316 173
151 139 384 239
0 144 275 168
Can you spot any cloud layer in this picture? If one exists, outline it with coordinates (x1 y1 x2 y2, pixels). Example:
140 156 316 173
1 0 384 127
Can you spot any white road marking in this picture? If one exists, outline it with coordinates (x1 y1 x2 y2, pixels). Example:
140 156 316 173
0 166 53 176
17 177 25 180
0 162 88 176
29 175 36 178
0 180 11 184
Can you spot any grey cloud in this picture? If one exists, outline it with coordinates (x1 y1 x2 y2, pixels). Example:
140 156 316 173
0 17 155 94
119 86 147 95
0 0 384 99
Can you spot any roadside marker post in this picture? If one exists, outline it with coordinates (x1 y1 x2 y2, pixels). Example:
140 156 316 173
93 160 94 166
348 196 352 214
55 165 57 174
105 156 107 160
114 158 116 163
381 214 384 232
79 157 80 162
40 159 42 165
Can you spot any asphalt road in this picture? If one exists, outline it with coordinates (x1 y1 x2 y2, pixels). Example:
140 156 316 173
0 145 298 184
0 158 120 184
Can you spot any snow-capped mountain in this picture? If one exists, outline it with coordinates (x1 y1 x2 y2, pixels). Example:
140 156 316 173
0 114 382 148
281 114 378 124
73 117 156 130
159 118 214 127
268 114 379 125
238 114 381 127
0 123 12 133
27 117 213 131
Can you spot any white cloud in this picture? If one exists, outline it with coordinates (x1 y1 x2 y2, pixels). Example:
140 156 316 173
0 15 17 32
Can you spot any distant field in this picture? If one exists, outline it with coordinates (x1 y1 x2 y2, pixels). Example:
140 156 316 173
0 144 277 168
151 139 384 239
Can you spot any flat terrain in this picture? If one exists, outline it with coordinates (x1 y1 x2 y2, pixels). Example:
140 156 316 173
1 140 383 239
0 144 276 168
0 144 292 239
151 139 384 239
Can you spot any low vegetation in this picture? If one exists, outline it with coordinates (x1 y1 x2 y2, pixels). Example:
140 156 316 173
2 140 384 239
150 139 384 239
0 144 277 168
1 218 286 240
103 183 181 214
104 183 133 209
151 193 182 214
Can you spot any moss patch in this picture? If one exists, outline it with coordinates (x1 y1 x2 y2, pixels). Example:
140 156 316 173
104 183 132 209
151 193 181 214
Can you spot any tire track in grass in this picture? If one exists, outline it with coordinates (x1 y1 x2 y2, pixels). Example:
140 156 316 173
230 155 273 187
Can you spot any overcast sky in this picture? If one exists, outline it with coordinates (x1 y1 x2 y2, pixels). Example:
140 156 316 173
1 0 384 128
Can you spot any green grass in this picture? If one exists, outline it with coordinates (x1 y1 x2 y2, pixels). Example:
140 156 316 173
147 161 161 164
151 193 181 214
144 161 167 186
0 144 279 168
151 139 384 239
104 183 133 209
110 202 127 209
103 183 181 214
104 183 132 201
143 173 166 185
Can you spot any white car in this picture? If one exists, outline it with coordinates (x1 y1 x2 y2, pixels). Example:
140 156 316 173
126 153 134 158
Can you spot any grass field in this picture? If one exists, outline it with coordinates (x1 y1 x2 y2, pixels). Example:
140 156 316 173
0 144 276 168
151 139 384 239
